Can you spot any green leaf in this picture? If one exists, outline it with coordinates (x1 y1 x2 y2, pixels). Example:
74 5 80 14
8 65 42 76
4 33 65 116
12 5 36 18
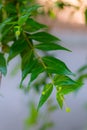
54 75 82 95
35 42 71 52
37 83 53 110
30 32 60 42
8 39 28 61
0 53 7 75
24 18 47 32
20 49 37 88
42 56 73 75
0 23 15 43
30 62 44 83
77 74 87 83
0 17 13 32
56 92 64 109
1 26 12 42
59 82 82 95
18 5 41 26
18 14 29 26
84 8 87 24
27 4 41 14
25 103 38 126
54 74 76 86
77 65 87 73
21 57 37 82
21 47 33 71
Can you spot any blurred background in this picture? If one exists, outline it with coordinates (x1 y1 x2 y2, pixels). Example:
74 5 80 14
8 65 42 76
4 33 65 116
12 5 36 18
0 0 87 130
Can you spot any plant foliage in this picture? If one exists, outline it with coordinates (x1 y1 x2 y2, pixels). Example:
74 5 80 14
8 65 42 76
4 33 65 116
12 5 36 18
0 0 82 110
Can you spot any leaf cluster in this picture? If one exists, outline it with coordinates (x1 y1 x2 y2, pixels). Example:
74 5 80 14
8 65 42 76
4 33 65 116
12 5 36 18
0 0 82 110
